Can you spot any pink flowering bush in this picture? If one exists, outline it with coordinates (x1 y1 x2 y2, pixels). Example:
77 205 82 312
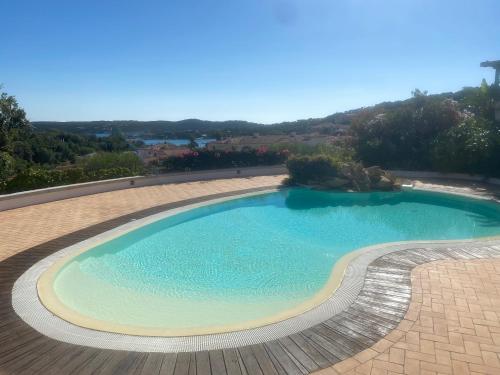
163 148 287 171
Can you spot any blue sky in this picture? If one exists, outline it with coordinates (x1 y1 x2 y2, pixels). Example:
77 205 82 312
2 0 500 123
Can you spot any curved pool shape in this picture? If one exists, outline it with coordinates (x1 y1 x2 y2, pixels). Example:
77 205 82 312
39 188 500 336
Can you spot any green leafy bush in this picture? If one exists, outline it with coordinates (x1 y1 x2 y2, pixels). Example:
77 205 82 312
2 151 144 193
4 168 66 192
79 152 144 175
286 155 398 192
286 155 339 185
431 117 499 176
3 165 138 193
0 152 15 190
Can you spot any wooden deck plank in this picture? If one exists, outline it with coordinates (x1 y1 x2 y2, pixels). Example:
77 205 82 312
263 341 303 375
287 334 331 369
238 346 263 375
94 351 131 374
0 335 49 367
126 353 149 374
76 350 113 375
159 354 177 375
236 350 249 375
188 353 197 375
44 347 98 375
278 337 319 373
336 312 393 338
302 328 350 361
295 333 340 364
21 342 70 374
210 350 227 375
322 320 376 347
103 352 147 375
314 324 366 357
173 352 191 375
274 342 309 374
350 300 406 321
222 349 243 375
250 344 279 375
1 339 60 374
262 345 287 375
196 351 211 375
140 353 165 375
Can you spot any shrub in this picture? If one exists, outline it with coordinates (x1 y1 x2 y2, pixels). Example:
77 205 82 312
79 152 144 175
286 155 399 192
3 165 137 193
0 152 15 190
86 167 135 180
431 117 499 176
4 168 65 192
286 155 339 185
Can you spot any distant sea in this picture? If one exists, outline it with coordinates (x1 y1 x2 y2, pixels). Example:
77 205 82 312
142 138 215 147
95 132 111 138
94 133 215 148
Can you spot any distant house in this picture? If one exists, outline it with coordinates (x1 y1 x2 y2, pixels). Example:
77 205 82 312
206 133 339 151
135 144 190 165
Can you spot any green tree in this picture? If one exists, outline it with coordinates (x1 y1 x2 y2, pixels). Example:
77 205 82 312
351 92 462 170
0 152 15 189
0 90 32 186
432 117 499 175
0 91 32 150
455 80 496 120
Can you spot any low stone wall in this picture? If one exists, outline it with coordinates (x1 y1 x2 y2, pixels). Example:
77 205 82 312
1 166 498 212
0 165 287 212
390 170 500 185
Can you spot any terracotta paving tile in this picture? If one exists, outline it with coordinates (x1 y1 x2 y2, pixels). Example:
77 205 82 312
332 358 360 373
385 330 405 343
371 339 394 353
451 360 470 375
465 341 482 356
450 353 484 365
469 364 500 374
372 359 404 373
354 360 372 375
388 348 405 365
354 349 378 363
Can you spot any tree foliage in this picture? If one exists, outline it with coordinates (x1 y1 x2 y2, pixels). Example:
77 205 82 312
286 155 398 191
350 84 499 176
4 166 137 193
0 90 141 192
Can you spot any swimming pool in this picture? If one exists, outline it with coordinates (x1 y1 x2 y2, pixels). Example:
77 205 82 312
38 188 500 336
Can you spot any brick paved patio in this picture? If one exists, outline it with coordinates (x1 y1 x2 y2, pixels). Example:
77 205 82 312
315 259 500 375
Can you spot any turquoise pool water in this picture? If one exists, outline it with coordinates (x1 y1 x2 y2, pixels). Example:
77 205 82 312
52 189 500 332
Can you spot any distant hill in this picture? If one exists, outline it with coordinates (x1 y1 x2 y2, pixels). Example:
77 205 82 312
32 115 353 138
33 119 262 135
32 90 458 138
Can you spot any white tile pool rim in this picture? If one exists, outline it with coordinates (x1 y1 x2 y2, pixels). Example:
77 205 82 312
11 188 500 352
